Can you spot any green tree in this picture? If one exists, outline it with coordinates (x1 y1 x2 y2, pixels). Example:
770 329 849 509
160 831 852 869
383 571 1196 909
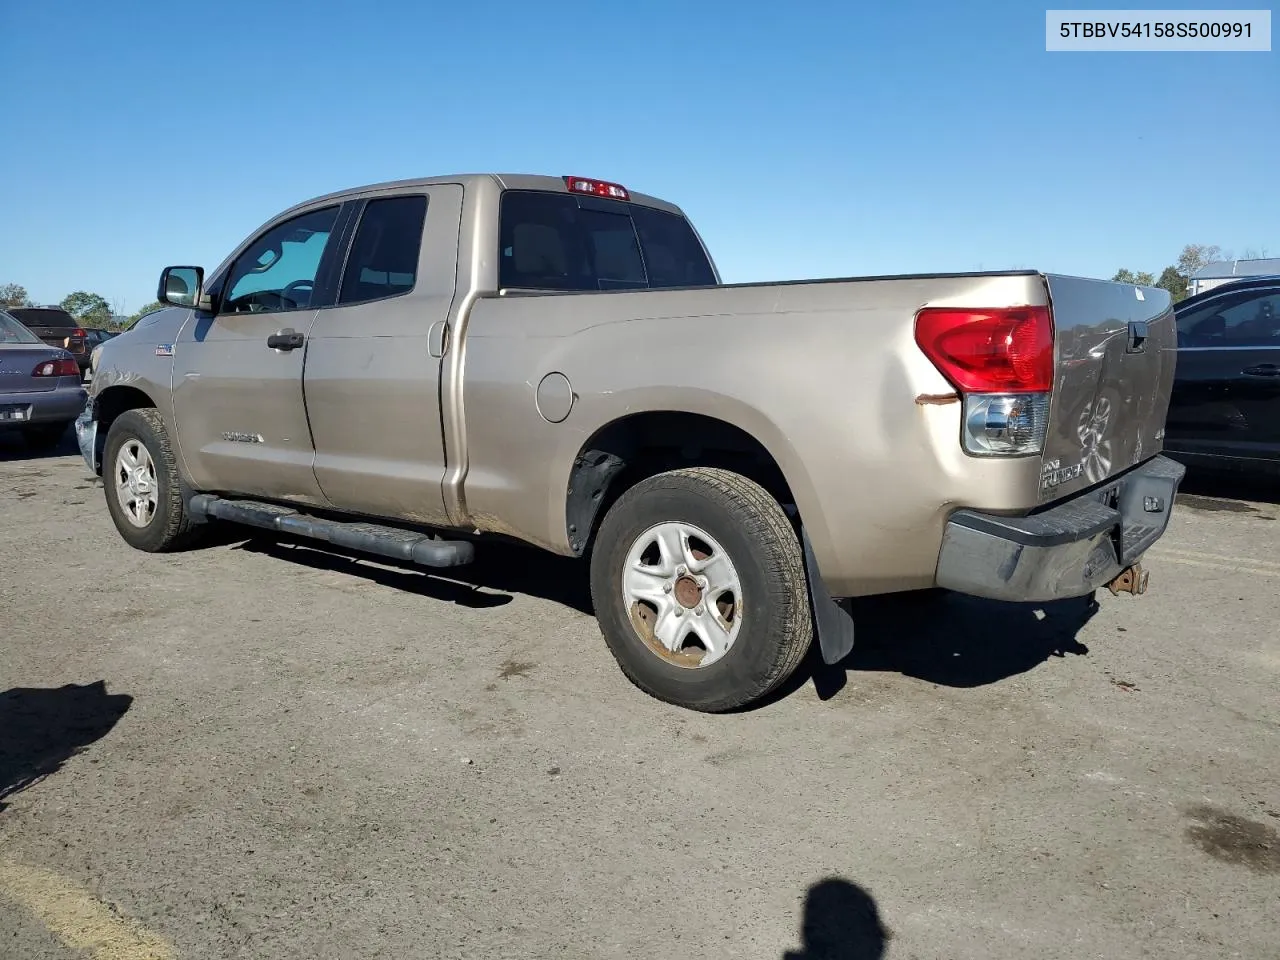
0 282 31 308
60 291 112 328
1155 265 1188 303
1111 269 1155 285
1176 244 1222 280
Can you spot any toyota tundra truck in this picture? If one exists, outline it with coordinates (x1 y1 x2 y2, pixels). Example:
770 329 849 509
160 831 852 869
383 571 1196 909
78 173 1184 712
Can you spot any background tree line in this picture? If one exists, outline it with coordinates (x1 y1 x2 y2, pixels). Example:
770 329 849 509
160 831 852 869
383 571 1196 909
3 241 1268 325
1112 243 1270 303
0 282 163 332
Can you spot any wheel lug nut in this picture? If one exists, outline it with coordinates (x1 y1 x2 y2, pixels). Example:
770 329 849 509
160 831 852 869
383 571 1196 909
675 607 685 616
695 605 704 616
663 583 672 593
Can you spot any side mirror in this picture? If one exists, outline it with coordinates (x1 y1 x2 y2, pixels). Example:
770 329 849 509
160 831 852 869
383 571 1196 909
157 266 210 310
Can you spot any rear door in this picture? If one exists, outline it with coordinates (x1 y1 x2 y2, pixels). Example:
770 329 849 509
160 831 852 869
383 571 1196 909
1038 276 1178 501
171 202 351 502
302 186 462 524
1165 284 1280 464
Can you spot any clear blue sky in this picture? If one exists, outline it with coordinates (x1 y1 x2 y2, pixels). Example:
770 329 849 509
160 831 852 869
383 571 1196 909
1 0 1275 313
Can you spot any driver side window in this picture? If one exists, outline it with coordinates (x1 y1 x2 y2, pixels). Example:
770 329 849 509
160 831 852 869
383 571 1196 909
222 206 340 315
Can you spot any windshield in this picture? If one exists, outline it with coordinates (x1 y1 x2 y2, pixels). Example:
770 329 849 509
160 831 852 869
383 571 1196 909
0 310 43 344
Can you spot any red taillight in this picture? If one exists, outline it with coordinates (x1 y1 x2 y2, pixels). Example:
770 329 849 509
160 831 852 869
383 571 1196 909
563 175 630 201
32 358 80 377
73 327 87 338
914 306 1054 393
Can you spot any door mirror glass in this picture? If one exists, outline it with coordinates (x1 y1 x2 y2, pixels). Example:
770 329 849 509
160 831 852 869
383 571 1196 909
158 266 204 308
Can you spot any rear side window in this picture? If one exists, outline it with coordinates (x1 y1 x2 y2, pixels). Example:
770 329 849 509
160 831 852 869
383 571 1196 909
339 195 429 306
498 191 716 292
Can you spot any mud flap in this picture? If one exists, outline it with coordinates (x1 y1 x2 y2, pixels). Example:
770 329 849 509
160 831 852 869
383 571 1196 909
801 525 855 665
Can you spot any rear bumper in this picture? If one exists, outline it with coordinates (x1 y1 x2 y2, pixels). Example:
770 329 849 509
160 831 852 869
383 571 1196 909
0 385 88 429
935 455 1186 603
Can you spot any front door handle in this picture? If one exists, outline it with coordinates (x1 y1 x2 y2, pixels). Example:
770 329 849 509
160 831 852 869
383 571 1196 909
1241 363 1280 377
267 329 305 351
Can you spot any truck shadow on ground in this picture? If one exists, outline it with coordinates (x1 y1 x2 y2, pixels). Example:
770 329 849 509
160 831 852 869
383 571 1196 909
782 877 889 959
235 536 1094 700
0 425 78 463
0 681 133 812
234 536 592 614
788 590 1097 704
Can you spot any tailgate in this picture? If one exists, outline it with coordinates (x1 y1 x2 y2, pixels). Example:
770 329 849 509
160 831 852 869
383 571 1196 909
1039 275 1177 503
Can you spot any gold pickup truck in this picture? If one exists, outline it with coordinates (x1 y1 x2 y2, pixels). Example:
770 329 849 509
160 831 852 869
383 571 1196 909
79 173 1184 712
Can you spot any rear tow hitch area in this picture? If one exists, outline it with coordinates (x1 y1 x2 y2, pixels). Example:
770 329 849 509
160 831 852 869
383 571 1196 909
1107 562 1149 596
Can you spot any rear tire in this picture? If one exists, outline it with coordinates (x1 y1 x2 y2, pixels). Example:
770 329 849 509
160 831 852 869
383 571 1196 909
589 467 813 712
21 421 70 450
102 408 201 552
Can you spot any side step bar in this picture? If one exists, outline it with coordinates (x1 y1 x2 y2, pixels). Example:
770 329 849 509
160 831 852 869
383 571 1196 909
188 494 474 568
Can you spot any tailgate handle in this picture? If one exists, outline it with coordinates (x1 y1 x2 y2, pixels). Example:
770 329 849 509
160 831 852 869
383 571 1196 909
1126 320 1148 353
1242 363 1280 377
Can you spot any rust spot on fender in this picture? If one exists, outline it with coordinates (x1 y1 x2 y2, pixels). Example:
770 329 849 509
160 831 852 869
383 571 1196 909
915 392 960 405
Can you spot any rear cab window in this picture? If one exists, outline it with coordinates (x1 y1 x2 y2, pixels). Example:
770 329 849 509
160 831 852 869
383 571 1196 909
498 191 716 292
8 307 78 329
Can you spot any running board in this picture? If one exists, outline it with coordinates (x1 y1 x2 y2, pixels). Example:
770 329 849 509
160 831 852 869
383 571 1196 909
188 495 474 568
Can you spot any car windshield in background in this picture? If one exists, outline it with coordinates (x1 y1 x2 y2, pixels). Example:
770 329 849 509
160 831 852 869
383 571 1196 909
9 306 79 329
498 191 717 292
0 310 43 344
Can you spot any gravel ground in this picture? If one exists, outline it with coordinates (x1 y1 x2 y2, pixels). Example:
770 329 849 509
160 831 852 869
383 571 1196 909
2 432 1277 960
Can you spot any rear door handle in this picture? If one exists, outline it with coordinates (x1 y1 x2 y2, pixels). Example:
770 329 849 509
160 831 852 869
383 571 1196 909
1241 363 1280 377
267 329 305 351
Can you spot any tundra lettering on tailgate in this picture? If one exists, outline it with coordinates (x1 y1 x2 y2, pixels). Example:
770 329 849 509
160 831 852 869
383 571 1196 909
1040 458 1084 491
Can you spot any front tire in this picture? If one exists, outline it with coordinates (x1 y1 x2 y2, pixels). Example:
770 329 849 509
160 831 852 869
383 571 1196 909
589 467 813 712
102 408 201 552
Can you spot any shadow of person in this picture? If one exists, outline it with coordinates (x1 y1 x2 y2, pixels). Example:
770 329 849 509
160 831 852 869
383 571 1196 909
783 877 889 960
0 681 133 811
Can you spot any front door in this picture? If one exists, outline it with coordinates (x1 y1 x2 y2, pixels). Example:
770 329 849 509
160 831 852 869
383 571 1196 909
171 203 346 502
1167 284 1280 465
302 186 462 523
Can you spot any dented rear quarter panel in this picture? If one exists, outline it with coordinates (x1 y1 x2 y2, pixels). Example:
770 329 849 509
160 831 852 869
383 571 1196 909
462 272 1056 597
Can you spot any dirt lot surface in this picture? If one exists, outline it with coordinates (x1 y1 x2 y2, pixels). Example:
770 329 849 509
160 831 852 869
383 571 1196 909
2 433 1278 959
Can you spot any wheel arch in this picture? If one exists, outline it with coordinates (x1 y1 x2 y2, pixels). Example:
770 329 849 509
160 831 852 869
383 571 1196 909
563 401 826 561
89 385 157 475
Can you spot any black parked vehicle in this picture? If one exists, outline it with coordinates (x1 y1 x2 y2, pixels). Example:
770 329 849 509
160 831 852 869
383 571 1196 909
7 306 94 374
1165 276 1280 478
